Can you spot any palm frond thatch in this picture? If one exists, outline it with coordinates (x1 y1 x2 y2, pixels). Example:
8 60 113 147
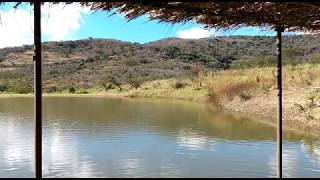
79 2 320 32
1 2 320 32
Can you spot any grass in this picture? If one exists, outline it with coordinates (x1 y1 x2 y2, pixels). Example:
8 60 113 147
206 64 320 101
63 63 319 111
125 79 208 101
3 63 319 101
1 63 320 132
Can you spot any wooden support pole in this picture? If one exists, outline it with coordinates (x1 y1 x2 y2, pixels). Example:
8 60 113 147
33 2 42 178
276 28 283 178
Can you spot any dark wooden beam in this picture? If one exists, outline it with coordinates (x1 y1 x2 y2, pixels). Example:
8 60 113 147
276 27 283 178
33 2 42 178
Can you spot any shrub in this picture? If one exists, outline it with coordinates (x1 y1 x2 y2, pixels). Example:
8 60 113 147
183 65 192 70
127 75 143 89
172 80 187 89
101 81 113 92
294 90 320 122
69 87 76 94
0 84 8 92
76 89 89 94
46 86 58 93
139 59 150 64
9 81 33 94
0 55 5 62
101 75 122 91
125 59 138 66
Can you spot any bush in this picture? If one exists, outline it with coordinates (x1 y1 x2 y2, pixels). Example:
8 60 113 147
0 55 5 62
101 75 122 91
125 59 138 66
69 87 76 94
9 82 33 94
101 82 113 92
0 84 8 92
76 89 89 94
139 59 150 64
127 76 143 89
46 86 58 93
294 90 320 122
183 65 192 70
172 80 187 89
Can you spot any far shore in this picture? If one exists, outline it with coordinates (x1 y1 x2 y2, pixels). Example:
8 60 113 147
1 88 319 138
2 63 320 138
0 93 125 98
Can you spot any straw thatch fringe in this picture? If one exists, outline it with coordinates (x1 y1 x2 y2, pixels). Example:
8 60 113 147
1 2 320 32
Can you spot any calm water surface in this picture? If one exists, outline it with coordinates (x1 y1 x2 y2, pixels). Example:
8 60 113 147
0 97 319 177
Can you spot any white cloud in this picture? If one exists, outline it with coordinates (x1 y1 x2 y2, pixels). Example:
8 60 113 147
0 8 33 48
177 27 219 39
0 3 89 48
42 3 90 41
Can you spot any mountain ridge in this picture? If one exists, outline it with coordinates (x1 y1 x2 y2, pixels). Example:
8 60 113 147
0 35 320 92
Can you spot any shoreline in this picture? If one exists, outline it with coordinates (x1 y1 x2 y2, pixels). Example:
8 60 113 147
0 91 318 138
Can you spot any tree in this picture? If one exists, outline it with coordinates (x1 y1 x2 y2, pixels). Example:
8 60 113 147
190 66 203 90
100 78 112 92
101 75 122 91
69 87 76 94
126 73 143 89
283 47 305 65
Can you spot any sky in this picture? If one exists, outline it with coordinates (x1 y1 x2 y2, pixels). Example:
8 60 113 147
0 2 296 48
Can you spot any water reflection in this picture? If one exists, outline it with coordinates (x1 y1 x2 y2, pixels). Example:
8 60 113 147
176 129 216 151
301 141 320 165
0 115 33 177
0 97 319 177
43 125 99 178
283 148 298 177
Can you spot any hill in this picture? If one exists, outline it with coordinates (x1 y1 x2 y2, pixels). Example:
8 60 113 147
0 35 320 93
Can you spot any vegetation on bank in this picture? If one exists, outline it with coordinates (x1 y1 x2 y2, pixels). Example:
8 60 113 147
1 35 320 93
1 36 320 131
1 62 320 132
1 63 319 98
1 52 320 96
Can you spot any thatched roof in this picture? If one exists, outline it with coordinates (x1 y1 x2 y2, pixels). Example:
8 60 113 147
2 2 320 32
78 2 320 32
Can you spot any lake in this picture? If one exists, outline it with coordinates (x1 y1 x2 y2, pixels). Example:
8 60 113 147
0 97 319 177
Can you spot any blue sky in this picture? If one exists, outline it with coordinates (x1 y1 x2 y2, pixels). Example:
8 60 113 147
75 11 278 43
0 3 296 48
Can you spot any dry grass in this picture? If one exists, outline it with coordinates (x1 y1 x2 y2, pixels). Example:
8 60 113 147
104 63 320 106
204 68 275 104
200 64 320 104
12 63 318 108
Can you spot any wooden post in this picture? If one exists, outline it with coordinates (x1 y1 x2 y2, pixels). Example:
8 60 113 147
33 2 42 178
276 27 283 178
